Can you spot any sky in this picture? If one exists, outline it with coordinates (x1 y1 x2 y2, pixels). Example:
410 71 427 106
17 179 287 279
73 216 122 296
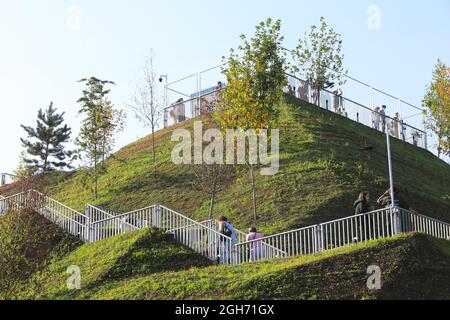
1 0 449 173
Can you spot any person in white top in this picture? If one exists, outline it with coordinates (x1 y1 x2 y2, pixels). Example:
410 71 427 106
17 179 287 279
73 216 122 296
247 227 264 262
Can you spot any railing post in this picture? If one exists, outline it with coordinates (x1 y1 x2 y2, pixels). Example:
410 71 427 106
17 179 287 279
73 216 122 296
85 217 91 243
394 207 402 234
315 224 323 252
390 207 401 236
156 205 162 229
84 205 92 243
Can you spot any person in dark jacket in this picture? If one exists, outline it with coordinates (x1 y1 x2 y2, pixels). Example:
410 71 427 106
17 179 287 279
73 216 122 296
354 191 371 215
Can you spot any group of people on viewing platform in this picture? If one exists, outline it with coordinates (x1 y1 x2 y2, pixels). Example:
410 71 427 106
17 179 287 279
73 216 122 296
287 80 349 118
286 79 424 148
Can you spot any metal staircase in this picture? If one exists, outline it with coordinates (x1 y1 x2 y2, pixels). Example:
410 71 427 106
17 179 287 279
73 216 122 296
1 190 449 265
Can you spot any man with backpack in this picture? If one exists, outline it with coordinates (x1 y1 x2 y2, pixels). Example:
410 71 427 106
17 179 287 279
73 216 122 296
216 216 238 264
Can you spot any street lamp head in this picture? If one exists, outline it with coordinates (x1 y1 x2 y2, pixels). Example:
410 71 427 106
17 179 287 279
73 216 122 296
159 74 167 83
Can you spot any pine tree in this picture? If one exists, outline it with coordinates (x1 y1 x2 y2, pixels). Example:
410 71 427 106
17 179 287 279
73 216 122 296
20 102 73 172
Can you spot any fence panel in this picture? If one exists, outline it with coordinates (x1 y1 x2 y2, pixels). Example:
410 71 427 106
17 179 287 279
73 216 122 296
234 226 315 264
320 208 394 251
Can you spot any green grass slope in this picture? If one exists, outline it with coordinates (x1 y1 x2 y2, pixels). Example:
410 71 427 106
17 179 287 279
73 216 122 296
18 232 450 300
20 227 211 299
2 96 449 234
0 210 82 299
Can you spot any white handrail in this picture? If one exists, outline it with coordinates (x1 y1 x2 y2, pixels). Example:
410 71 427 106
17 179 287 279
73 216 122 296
1 190 449 265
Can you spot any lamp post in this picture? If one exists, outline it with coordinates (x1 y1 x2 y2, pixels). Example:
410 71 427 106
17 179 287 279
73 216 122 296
386 129 400 234
159 74 168 128
159 74 168 107
386 130 395 207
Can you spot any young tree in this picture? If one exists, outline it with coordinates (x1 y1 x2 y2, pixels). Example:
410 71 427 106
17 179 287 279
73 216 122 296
20 102 73 172
13 151 29 179
192 162 233 220
293 16 346 106
219 18 286 222
76 77 126 200
98 98 126 164
423 59 450 159
129 51 163 163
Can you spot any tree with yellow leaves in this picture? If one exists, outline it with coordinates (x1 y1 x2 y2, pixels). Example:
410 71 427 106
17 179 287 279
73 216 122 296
423 59 450 159
218 18 287 222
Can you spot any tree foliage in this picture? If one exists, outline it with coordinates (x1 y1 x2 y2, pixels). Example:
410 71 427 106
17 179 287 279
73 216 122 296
423 59 450 159
220 18 286 132
219 18 286 222
20 102 73 172
76 77 126 199
293 16 346 105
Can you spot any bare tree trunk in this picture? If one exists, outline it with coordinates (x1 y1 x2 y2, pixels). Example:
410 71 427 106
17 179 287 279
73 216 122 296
152 125 156 163
209 192 216 220
317 88 320 107
249 164 257 222
94 143 98 200
209 179 218 220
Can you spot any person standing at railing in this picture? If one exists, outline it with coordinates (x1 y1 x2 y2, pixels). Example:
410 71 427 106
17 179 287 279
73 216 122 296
380 105 387 133
354 192 371 216
353 191 371 242
333 89 343 114
216 215 238 264
377 187 409 210
213 81 224 109
297 80 308 100
391 113 400 139
411 130 422 147
372 106 381 130
246 227 264 262
287 84 294 96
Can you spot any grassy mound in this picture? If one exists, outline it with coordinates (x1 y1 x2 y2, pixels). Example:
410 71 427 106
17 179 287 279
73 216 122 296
22 233 449 300
2 97 449 234
0 210 82 299
20 228 211 299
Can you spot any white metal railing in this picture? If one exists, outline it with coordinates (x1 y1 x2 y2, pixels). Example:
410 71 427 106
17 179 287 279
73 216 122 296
232 207 450 264
0 192 28 214
1 190 449 265
163 56 432 154
159 206 233 264
0 190 90 242
318 208 396 251
398 208 450 240
285 73 428 150
88 205 157 242
202 218 288 262
233 225 316 264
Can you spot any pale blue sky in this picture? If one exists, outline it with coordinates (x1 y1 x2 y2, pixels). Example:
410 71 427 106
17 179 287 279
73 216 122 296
1 0 449 172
